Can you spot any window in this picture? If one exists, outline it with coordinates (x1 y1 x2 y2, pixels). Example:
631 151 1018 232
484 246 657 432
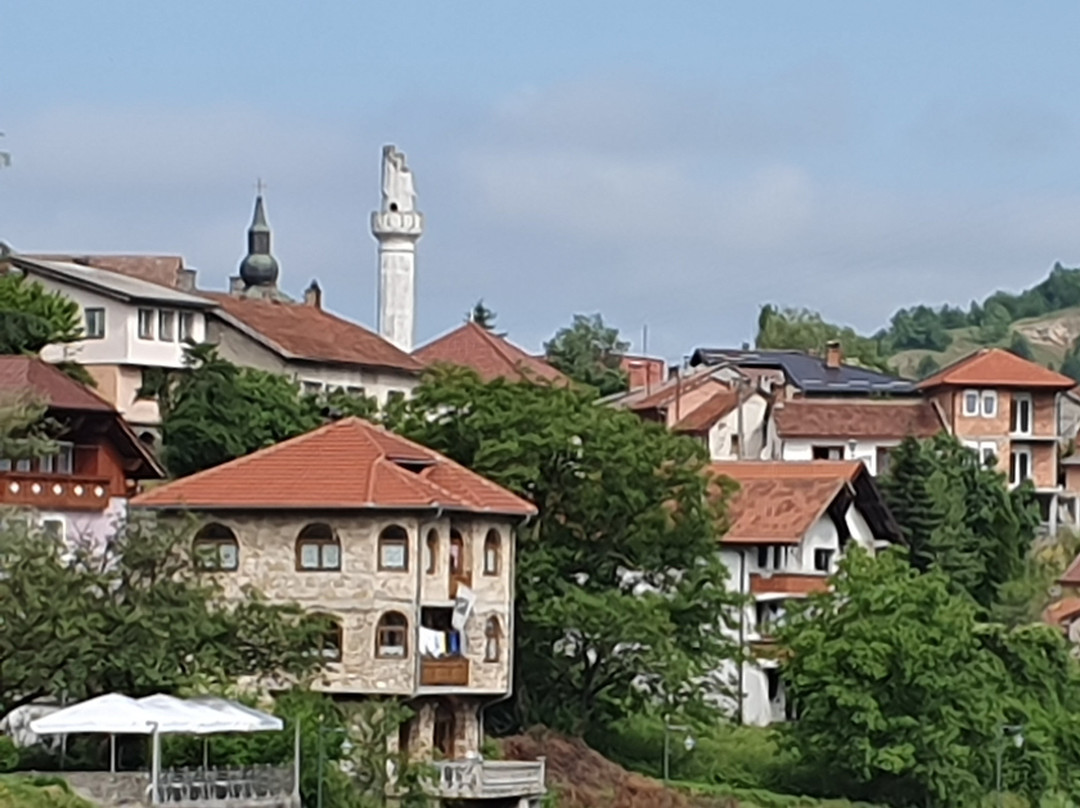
1011 393 1032 435
84 307 105 339
38 454 55 473
193 523 239 571
1010 448 1032 486
346 386 367 398
756 545 787 571
296 523 341 571
313 616 343 662
965 440 998 468
450 529 465 575
138 309 155 339
811 445 843 460
425 529 438 575
813 549 834 573
41 518 65 542
982 391 997 417
485 617 502 662
302 381 323 395
730 434 740 458
387 390 405 404
875 446 893 476
158 310 175 341
963 390 979 416
376 611 408 658
56 443 73 475
179 311 195 342
755 600 784 632
14 458 31 472
378 525 408 570
483 530 501 575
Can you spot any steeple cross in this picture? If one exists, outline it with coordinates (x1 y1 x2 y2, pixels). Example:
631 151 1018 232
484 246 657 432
255 178 267 196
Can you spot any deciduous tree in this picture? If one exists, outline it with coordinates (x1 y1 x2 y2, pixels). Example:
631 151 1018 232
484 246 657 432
543 314 629 397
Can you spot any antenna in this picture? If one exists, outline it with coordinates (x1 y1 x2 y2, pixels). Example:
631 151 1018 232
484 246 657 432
0 133 10 169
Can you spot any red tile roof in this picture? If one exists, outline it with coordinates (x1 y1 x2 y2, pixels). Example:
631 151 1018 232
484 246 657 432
27 254 185 289
132 417 537 515
710 461 863 544
625 368 720 411
205 294 422 373
414 322 568 384
1043 596 1080 627
918 348 1075 390
773 399 945 439
0 356 114 412
672 390 738 433
1060 552 1080 586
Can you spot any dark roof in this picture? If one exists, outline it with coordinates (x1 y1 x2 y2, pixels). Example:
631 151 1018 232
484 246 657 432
690 348 916 395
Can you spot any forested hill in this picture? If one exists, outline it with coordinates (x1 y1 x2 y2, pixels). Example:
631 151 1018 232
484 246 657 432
757 262 1080 381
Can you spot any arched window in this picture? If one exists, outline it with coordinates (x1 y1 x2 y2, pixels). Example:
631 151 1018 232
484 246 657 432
193 523 239 571
449 528 464 575
376 611 408 658
483 529 501 576
378 525 409 571
312 614 343 662
425 529 438 575
296 523 341 571
484 617 502 663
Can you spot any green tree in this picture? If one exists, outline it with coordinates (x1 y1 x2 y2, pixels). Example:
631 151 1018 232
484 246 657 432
879 435 1039 609
755 306 892 373
0 514 326 722
543 314 629 396
779 549 1009 807
1062 337 1080 383
386 366 740 736
0 272 82 354
1008 332 1035 360
158 344 376 477
977 301 1012 344
914 354 940 380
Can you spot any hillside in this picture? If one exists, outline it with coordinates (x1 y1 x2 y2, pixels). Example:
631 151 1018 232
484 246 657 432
889 306 1080 378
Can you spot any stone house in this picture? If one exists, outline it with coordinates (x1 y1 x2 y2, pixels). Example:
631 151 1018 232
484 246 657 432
131 417 545 806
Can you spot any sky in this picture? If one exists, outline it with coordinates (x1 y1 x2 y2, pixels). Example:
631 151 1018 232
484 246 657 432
3 1 1080 360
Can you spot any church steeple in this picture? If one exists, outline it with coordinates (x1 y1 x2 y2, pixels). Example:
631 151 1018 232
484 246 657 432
238 192 280 289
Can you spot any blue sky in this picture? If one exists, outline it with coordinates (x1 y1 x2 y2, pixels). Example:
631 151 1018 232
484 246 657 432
3 1 1080 359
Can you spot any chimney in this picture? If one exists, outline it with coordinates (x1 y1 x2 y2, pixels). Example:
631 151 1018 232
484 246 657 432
228 275 245 295
304 280 322 309
177 268 197 292
825 340 842 369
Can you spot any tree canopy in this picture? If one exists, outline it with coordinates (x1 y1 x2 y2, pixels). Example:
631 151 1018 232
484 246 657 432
755 306 891 372
158 344 376 477
385 366 741 735
543 313 629 397
0 272 82 355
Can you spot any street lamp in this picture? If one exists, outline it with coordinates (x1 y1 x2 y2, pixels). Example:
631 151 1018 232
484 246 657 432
662 722 695 783
995 724 1024 808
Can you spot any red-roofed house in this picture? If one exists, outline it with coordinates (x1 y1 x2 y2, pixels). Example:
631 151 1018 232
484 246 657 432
919 348 1076 525
0 356 164 544
710 460 901 725
132 417 545 804
413 321 567 385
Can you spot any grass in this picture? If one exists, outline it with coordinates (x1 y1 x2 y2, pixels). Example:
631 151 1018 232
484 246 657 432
0 776 97 808
673 780 885 808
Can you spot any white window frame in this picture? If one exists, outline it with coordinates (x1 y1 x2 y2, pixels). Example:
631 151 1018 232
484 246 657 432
137 309 155 340
178 311 196 342
1009 447 1033 486
981 391 998 418
56 442 74 475
963 390 980 417
158 310 175 342
963 440 998 468
756 545 788 572
40 517 66 543
1011 393 1033 436
84 307 105 339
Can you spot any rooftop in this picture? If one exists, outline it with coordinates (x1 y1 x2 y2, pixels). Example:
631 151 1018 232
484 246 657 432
10 255 212 308
773 398 945 439
918 347 1076 390
690 348 916 395
132 416 536 515
672 389 739 433
26 253 187 289
413 321 567 384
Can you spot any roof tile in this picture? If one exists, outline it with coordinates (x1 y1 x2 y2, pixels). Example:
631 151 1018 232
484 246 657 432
672 390 739 433
132 417 536 515
414 322 567 384
773 399 945 439
918 348 1075 390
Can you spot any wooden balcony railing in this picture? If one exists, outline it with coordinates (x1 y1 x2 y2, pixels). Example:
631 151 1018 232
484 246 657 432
429 759 546 801
420 656 470 687
0 473 111 511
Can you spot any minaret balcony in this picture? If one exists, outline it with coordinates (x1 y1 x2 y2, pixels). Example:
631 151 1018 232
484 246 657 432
371 210 424 237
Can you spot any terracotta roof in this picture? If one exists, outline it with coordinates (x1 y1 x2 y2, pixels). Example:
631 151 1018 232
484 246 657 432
205 294 422 373
132 417 536 515
414 322 568 384
1044 597 1080 627
773 399 945 439
0 356 114 412
617 367 720 412
710 461 867 545
27 254 185 289
673 390 738 433
1060 552 1080 586
918 348 1075 390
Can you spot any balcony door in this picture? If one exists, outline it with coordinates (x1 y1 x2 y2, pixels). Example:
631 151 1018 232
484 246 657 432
1011 393 1033 436
433 702 456 758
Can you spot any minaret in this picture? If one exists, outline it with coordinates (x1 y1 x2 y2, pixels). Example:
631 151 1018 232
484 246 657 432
371 145 423 352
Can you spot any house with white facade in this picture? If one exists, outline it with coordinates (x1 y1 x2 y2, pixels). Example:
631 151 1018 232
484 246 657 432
0 356 164 544
770 398 946 475
710 460 901 725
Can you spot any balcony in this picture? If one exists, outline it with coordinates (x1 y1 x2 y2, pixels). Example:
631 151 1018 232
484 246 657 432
420 656 469 687
430 759 546 802
0 473 111 511
749 573 829 596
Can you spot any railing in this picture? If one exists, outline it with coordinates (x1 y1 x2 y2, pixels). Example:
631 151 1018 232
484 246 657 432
0 472 111 511
431 759 546 800
420 656 470 686
154 765 294 805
